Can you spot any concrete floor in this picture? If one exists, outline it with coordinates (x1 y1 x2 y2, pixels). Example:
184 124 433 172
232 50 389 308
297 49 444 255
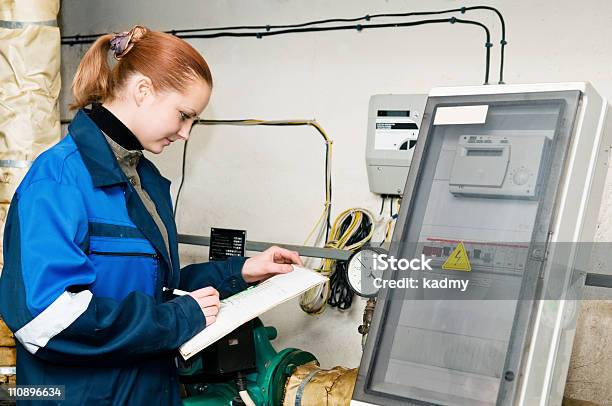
564 300 612 405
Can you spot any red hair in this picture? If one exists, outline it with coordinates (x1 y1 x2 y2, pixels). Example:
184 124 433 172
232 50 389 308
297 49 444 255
70 27 212 110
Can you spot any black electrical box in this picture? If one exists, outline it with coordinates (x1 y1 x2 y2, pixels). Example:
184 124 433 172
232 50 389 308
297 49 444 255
199 319 256 377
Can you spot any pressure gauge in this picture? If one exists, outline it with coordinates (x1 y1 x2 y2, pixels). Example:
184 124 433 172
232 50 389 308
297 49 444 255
346 247 388 297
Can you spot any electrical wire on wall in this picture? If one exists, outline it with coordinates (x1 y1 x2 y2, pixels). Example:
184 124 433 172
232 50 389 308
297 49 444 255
300 208 374 314
177 18 493 85
179 119 334 243
378 195 401 247
61 5 507 84
173 139 190 218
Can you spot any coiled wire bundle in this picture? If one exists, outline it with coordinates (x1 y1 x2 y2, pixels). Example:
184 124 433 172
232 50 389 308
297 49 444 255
300 208 374 314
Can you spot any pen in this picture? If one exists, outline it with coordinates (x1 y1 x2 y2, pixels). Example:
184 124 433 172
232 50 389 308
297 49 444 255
162 287 189 296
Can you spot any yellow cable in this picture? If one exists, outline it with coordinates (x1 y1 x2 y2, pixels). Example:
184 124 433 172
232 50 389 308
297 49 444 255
300 208 375 314
198 118 333 248
303 202 330 246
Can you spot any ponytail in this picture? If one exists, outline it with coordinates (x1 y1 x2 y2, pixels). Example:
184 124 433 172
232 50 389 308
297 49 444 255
69 27 213 111
69 34 115 110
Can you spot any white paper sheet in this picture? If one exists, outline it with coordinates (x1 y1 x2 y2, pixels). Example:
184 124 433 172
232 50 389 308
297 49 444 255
179 266 327 360
433 105 489 125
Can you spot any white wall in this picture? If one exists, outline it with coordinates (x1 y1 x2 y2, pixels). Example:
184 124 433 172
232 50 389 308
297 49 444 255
58 0 612 377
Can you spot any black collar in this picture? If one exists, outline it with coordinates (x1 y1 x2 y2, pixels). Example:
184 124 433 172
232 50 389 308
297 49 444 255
89 103 143 151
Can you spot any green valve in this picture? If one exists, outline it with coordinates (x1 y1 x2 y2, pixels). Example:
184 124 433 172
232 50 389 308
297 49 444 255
181 319 317 406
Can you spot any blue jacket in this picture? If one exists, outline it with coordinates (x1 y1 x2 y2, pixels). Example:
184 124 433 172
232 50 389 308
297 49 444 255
0 109 248 405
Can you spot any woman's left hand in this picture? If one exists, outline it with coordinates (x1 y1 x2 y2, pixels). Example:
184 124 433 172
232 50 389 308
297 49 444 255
241 246 303 284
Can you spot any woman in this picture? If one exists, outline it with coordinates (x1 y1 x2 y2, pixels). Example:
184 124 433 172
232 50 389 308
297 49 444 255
0 25 301 404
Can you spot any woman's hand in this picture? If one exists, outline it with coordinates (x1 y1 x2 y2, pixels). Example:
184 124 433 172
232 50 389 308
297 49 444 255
241 246 303 284
188 286 220 327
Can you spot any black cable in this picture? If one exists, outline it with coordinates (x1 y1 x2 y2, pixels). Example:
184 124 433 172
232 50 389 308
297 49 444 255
328 264 353 310
62 18 492 84
61 16 375 40
328 213 373 310
173 139 189 219
62 6 505 83
177 17 492 85
390 7 504 83
62 17 486 42
361 7 505 84
379 195 386 216
463 6 506 84
447 18 490 85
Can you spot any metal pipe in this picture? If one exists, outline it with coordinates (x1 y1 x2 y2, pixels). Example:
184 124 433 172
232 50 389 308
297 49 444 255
178 234 351 261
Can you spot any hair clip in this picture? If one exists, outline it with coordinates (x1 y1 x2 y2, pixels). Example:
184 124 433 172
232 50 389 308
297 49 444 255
109 25 148 60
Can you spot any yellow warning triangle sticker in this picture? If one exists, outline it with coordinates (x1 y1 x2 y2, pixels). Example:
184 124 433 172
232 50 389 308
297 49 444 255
442 242 471 272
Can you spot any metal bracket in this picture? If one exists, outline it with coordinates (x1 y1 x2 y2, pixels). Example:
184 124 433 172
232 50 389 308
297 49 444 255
585 273 612 288
178 234 351 261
